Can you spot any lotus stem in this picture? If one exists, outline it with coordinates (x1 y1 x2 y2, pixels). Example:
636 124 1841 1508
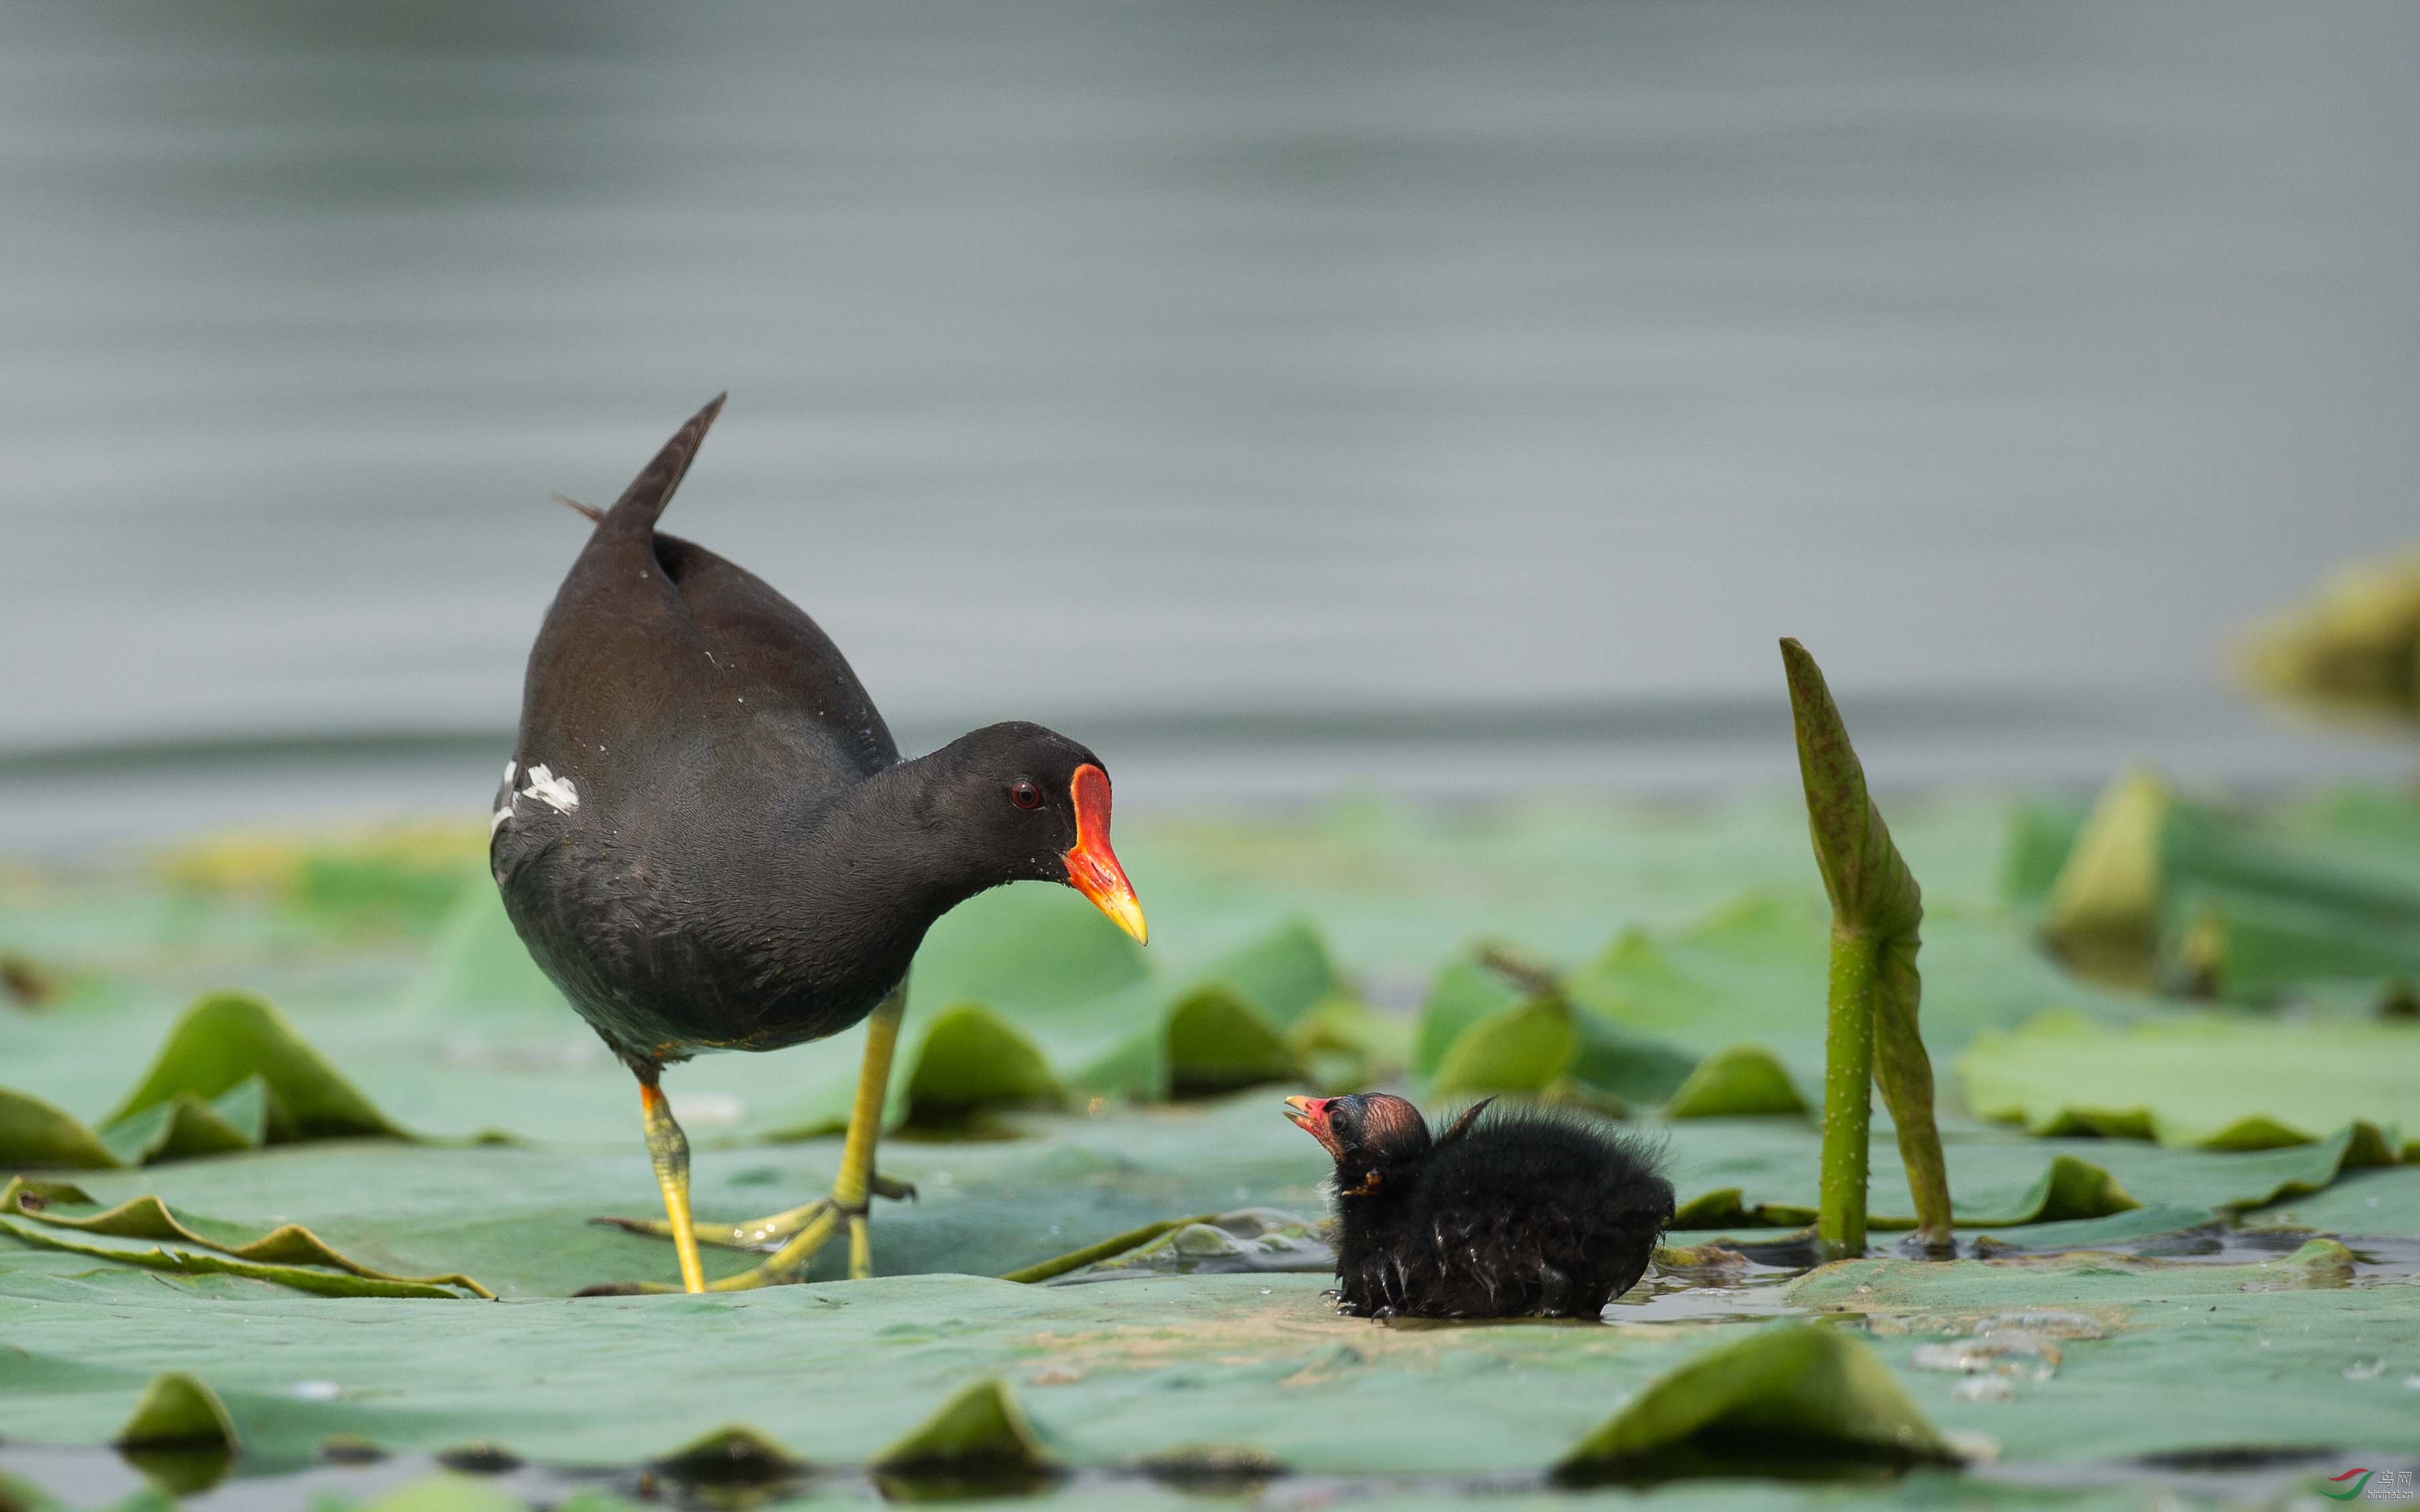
1817 927 1876 1260
1783 637 1954 1261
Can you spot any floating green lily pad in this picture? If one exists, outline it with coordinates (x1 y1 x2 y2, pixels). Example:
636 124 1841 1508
1960 1010 2420 1153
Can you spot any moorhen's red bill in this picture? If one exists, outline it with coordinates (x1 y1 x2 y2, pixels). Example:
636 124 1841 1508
491 396 1147 1294
1283 1092 1673 1318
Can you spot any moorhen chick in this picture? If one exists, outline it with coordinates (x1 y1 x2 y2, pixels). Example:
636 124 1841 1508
1283 1093 1673 1319
491 396 1147 1294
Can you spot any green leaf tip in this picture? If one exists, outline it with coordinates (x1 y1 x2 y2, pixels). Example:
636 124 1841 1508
107 990 406 1141
1429 994 1575 1095
653 1423 806 1481
2040 767 2170 984
115 1371 237 1453
5 990 416 1168
1554 1322 1952 1483
2024 1155 2141 1223
1165 986 1304 1096
0 1088 123 1170
873 1377 1053 1479
1663 1044 1809 1118
905 1002 1063 1119
1779 638 1919 937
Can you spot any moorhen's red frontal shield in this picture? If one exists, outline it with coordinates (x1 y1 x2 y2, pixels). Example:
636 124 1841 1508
1064 763 1146 944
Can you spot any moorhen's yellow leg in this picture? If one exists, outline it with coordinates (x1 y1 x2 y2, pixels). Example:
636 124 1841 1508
639 1080 707 1294
705 984 906 1290
588 985 910 1292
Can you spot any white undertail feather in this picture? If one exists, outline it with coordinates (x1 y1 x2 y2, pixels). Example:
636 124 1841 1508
490 760 520 835
521 763 580 815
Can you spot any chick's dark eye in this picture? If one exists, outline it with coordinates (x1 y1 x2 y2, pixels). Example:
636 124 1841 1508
1009 781 1042 811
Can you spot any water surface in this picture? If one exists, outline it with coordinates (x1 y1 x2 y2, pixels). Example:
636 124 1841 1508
4 2 2417 845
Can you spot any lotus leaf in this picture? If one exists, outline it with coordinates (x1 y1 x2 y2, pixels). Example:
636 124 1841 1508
1960 1010 2420 1152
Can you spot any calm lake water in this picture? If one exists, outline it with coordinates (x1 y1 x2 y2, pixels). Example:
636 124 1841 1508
3 1 2417 847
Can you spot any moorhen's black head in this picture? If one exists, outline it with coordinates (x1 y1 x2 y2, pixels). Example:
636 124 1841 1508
923 720 1146 943
1283 1092 1439 1199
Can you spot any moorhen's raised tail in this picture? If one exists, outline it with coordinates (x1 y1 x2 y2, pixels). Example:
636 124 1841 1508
491 396 1146 1294
1283 1092 1673 1318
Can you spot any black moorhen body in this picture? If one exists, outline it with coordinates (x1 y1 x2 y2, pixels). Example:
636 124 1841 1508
492 396 1147 1294
1283 1093 1673 1318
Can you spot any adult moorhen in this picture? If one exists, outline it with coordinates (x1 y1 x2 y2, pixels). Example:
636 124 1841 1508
491 396 1147 1294
1283 1092 1673 1318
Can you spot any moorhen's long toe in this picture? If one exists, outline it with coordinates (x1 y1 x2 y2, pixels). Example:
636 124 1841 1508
492 397 1147 1294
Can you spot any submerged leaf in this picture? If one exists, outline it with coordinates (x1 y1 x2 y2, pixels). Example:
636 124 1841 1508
1554 1323 1952 1481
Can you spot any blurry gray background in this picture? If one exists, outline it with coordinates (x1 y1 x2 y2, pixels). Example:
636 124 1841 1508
4 1 2417 847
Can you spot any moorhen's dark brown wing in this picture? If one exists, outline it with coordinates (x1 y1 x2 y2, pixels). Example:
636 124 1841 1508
510 394 898 833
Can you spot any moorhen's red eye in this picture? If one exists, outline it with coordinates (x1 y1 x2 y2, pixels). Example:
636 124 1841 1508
1009 780 1042 810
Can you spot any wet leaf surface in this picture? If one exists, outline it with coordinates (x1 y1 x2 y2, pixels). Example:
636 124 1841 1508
5 792 2420 1510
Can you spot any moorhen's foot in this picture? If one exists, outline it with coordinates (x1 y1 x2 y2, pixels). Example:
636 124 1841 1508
590 1173 915 1252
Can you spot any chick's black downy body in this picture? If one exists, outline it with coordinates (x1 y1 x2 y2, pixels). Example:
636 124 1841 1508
1285 1093 1675 1319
